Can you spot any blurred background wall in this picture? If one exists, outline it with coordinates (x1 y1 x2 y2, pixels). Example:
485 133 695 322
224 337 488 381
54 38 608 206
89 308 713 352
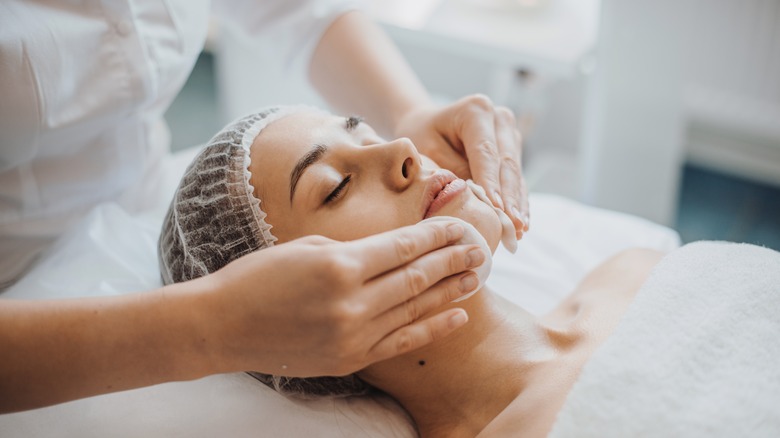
165 0 780 250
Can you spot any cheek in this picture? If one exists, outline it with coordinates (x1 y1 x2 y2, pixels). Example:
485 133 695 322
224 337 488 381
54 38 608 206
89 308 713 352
299 193 417 242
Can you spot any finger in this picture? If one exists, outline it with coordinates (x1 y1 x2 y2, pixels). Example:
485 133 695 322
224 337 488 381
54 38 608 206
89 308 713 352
372 271 479 337
365 244 484 314
500 157 525 239
512 127 530 232
457 97 502 209
347 220 466 279
367 308 468 364
517 174 530 233
494 107 526 237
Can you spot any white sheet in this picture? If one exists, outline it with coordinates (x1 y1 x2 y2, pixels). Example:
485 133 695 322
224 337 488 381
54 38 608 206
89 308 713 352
0 149 680 437
550 241 780 438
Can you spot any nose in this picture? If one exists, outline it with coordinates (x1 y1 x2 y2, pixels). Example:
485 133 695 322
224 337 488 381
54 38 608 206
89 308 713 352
365 137 420 191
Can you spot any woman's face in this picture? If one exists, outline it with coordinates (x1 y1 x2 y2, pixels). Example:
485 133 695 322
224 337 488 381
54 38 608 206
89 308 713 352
249 110 502 250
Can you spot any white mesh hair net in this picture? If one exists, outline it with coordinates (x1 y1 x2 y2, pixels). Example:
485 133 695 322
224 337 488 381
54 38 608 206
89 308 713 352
158 106 369 399
159 107 281 284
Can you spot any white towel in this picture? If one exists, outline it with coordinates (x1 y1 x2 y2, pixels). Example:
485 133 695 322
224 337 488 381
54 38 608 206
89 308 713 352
550 241 780 438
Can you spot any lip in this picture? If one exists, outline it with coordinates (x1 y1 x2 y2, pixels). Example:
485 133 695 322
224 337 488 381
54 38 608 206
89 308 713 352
422 170 467 219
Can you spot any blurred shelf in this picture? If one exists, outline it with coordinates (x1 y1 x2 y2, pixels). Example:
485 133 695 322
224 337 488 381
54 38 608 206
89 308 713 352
362 0 600 79
685 86 780 188
524 150 580 199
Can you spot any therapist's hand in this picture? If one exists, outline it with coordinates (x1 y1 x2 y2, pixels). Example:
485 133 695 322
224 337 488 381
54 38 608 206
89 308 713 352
395 94 530 238
309 13 527 236
0 220 482 414
202 219 483 378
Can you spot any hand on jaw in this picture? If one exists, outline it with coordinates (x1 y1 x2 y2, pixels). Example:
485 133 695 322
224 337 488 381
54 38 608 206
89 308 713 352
308 12 529 237
199 219 485 378
393 94 530 240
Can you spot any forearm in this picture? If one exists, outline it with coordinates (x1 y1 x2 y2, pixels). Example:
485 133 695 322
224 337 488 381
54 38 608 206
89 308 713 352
0 280 216 413
309 11 432 137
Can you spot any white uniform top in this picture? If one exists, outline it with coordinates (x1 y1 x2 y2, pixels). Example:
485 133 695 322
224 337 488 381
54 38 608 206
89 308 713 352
0 0 353 288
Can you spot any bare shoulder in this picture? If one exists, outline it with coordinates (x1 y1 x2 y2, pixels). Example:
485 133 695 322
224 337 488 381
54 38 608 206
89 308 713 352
479 249 669 438
549 248 667 320
604 247 666 267
582 248 666 290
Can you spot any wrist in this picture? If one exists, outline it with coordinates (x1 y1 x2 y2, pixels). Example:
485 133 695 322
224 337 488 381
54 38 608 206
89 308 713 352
159 277 226 379
390 98 434 138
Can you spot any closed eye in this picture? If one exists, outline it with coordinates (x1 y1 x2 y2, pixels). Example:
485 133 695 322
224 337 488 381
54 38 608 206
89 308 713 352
324 175 351 204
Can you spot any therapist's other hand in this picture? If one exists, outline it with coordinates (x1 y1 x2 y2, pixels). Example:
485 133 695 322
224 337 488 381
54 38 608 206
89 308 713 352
395 94 529 238
201 220 482 378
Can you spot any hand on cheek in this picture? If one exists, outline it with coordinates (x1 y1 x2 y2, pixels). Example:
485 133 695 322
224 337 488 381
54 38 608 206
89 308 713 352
394 94 530 241
204 219 482 377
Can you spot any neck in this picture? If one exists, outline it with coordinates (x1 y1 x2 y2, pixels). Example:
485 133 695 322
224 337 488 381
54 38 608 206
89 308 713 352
358 287 581 437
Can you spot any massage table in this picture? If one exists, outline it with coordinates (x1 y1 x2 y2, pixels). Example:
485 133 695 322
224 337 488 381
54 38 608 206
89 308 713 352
0 148 682 437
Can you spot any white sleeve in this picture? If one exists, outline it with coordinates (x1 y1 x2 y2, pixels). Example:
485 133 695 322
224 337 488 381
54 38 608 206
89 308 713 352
212 0 359 74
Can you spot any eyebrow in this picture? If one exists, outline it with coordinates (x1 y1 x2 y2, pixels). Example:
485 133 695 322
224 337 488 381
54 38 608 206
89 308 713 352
287 117 363 204
345 115 363 132
289 143 328 203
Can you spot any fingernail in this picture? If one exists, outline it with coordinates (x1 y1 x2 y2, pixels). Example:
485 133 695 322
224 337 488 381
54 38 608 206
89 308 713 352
448 311 468 329
492 190 504 210
466 248 485 268
446 223 465 242
511 206 522 223
460 274 479 293
522 214 530 231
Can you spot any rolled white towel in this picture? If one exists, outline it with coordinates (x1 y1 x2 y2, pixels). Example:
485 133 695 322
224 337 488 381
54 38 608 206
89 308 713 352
550 241 780 438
